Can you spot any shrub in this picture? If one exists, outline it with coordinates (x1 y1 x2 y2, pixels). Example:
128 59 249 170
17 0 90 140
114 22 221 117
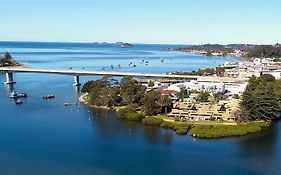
117 104 139 119
126 112 145 121
142 117 164 126
176 128 188 135
160 121 173 128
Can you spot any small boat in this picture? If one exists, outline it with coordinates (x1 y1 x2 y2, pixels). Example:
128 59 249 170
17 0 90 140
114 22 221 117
18 92 28 98
64 102 78 106
15 99 23 105
9 91 18 98
64 103 72 106
133 65 136 67
43 94 55 99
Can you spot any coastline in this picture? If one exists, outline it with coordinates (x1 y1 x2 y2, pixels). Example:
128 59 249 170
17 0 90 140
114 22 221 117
78 93 111 110
174 49 250 61
78 94 270 139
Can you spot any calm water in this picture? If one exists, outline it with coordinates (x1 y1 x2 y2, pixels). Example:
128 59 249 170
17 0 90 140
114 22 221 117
0 42 280 175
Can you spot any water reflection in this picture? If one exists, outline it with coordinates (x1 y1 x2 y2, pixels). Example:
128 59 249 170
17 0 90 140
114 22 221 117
237 123 279 157
5 83 14 95
73 85 81 100
88 108 174 146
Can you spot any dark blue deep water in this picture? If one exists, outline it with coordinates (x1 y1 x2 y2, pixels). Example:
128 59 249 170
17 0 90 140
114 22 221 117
0 42 280 175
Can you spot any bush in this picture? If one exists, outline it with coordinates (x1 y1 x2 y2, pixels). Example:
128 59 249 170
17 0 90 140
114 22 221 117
160 121 173 128
142 117 164 126
176 128 188 135
126 112 145 121
117 104 139 119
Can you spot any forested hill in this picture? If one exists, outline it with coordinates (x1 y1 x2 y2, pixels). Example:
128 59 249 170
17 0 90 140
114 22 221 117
0 52 21 67
173 44 281 60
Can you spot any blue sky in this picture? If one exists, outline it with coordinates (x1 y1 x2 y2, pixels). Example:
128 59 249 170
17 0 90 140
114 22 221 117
0 0 280 44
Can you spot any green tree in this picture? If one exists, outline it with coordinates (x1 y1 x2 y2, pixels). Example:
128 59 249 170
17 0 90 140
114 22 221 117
141 90 162 116
241 75 281 121
148 81 154 87
82 80 95 93
159 95 172 114
120 77 146 104
177 89 188 101
198 92 210 102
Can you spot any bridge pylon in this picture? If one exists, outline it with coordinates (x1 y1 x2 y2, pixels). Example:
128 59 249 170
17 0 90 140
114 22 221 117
73 75 81 86
5 72 16 84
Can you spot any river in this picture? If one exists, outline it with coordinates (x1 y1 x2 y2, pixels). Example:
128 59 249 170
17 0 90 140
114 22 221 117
0 42 280 175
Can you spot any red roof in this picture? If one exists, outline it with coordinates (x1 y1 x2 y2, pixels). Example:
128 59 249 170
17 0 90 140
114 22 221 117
160 89 178 95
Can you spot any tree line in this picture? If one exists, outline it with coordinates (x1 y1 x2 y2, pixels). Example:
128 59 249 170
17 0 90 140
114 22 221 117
246 44 281 59
82 77 172 116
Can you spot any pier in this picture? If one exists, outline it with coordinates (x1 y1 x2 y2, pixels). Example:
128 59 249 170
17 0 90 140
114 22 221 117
0 67 248 86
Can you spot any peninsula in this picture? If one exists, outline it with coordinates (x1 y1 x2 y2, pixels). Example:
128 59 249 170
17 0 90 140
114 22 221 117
0 52 22 67
171 44 281 60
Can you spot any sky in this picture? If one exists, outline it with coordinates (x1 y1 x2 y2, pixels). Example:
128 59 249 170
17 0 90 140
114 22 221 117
0 0 281 44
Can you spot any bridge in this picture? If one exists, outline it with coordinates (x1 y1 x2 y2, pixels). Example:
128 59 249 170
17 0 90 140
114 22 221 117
0 67 248 86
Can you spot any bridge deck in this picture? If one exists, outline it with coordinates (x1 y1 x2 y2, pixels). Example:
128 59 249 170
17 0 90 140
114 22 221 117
0 67 248 83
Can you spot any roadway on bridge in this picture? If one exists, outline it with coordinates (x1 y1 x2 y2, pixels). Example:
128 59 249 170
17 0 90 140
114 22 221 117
0 67 248 83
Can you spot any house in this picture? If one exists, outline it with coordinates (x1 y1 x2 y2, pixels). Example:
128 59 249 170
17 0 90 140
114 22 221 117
167 100 240 122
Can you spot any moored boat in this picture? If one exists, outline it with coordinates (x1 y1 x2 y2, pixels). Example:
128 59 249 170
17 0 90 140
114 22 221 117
43 94 55 99
15 99 23 105
18 92 28 98
9 91 18 98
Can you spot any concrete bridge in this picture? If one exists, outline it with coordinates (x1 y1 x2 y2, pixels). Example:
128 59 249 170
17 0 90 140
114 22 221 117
0 67 248 86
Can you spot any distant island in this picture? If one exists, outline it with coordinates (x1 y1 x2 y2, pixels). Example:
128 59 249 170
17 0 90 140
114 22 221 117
92 42 134 48
0 52 22 67
171 44 281 60
116 42 133 48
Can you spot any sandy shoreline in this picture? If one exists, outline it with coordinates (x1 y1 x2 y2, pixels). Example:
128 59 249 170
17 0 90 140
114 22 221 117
78 93 111 110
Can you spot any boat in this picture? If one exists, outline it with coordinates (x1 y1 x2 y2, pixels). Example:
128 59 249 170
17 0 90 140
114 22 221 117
43 94 55 99
18 92 28 98
64 102 77 106
15 99 23 105
9 91 18 98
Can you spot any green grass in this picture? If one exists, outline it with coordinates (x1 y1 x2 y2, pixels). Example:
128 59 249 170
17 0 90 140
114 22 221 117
142 117 164 126
83 95 91 102
160 121 192 135
191 122 270 138
150 114 167 119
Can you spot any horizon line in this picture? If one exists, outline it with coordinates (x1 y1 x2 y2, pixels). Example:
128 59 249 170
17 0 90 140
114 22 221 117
0 40 279 46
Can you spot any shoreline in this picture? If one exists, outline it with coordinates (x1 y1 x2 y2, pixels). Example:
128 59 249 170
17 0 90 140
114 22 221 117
78 93 111 110
174 50 250 61
78 93 270 139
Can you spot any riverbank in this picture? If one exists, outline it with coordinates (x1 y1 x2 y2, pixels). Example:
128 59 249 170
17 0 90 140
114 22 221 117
78 93 111 110
79 94 271 139
173 49 250 61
